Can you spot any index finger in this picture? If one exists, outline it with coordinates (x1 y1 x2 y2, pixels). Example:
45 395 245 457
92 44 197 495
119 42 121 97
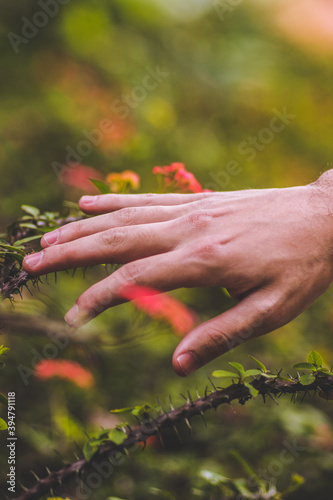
79 192 214 214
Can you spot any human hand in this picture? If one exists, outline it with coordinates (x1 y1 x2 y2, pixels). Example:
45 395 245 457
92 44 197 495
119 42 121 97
23 173 333 376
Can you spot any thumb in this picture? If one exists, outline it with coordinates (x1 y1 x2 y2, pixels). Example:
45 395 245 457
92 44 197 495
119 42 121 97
173 289 280 376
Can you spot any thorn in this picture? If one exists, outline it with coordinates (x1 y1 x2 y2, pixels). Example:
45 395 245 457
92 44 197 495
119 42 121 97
204 386 209 399
30 470 40 481
54 272 57 284
173 425 182 443
267 393 279 406
124 447 131 457
195 386 200 400
200 411 207 428
208 377 217 391
18 481 28 491
187 390 193 404
46 467 51 475
300 391 307 404
157 430 165 448
169 395 174 411
72 268 77 278
25 284 33 296
184 418 192 431
180 393 189 403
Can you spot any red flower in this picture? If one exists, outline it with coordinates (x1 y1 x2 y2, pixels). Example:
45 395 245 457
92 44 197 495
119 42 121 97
119 284 198 336
35 360 94 388
153 163 211 193
62 164 103 193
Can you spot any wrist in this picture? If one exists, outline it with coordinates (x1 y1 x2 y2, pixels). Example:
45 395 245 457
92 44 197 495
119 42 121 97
309 168 333 258
312 169 333 194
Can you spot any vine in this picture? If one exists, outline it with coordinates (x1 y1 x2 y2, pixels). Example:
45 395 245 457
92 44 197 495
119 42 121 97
12 351 333 500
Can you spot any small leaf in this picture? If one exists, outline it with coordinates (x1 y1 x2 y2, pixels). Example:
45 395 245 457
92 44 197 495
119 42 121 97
0 346 10 355
89 178 111 194
244 382 259 397
83 441 99 461
19 223 38 230
307 351 323 368
243 369 262 379
228 362 245 377
299 373 316 386
248 355 266 372
294 362 315 371
212 370 239 379
21 205 40 218
107 428 127 445
0 393 8 405
14 235 42 246
0 418 7 430
110 407 135 414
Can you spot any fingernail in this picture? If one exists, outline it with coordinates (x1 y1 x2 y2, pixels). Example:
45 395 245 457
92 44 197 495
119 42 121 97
43 230 59 246
24 252 43 269
80 196 95 205
65 305 94 328
176 352 199 376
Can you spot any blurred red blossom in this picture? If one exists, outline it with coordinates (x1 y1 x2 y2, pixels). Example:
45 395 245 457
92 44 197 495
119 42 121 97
106 170 140 193
153 162 211 193
119 284 198 336
34 359 94 388
62 164 103 193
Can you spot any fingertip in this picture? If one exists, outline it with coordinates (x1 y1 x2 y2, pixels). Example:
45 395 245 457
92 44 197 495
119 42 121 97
173 351 200 377
79 195 98 212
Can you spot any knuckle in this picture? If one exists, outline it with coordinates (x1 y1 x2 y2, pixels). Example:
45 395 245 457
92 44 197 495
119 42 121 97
142 193 157 206
66 219 85 239
206 327 230 356
184 211 213 230
114 207 139 225
100 228 126 247
118 263 141 284
192 240 218 260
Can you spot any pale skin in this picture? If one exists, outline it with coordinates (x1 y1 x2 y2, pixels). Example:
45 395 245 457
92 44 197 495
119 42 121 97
23 170 333 376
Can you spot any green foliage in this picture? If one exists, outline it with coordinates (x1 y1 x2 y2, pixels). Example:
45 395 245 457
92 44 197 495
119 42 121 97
83 428 127 461
89 178 111 194
0 418 7 430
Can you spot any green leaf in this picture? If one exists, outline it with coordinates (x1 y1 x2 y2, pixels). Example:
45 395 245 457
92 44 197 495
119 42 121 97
248 355 266 372
294 362 315 371
243 369 262 379
244 382 259 398
0 346 10 356
0 393 8 405
307 351 323 368
0 418 7 430
83 441 99 461
21 205 40 218
14 235 42 246
110 407 135 414
107 428 127 445
212 370 239 379
299 373 316 386
19 223 38 230
228 362 245 377
89 178 111 194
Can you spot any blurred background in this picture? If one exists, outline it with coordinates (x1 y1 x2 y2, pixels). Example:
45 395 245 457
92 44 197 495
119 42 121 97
0 0 333 498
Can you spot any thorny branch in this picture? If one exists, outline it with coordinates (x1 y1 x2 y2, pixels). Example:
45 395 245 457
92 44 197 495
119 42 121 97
14 371 333 500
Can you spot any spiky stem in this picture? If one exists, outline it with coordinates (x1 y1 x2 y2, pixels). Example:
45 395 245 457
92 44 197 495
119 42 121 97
14 372 333 500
